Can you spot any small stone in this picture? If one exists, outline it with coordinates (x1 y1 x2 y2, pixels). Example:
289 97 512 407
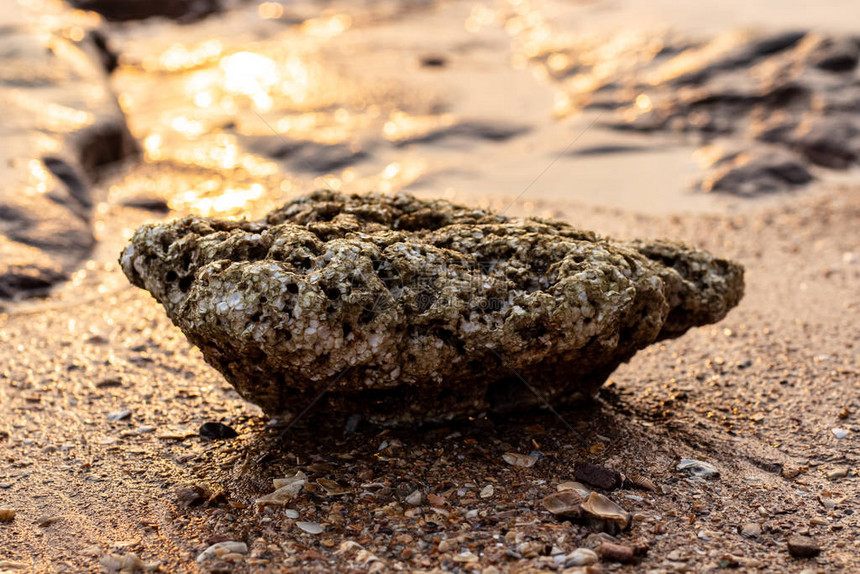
106 409 131 422
176 485 211 508
666 550 685 561
285 509 299 519
503 453 538 468
295 521 324 534
479 485 494 499
0 508 17 522
598 541 635 563
781 465 805 479
197 542 248 563
36 515 60 527
817 491 846 510
405 491 423 506
198 422 238 440
542 490 583 518
677 459 720 478
100 552 159 572
787 535 821 558
565 548 599 566
453 551 479 563
740 523 762 538
831 428 848 439
825 467 849 480
574 461 622 490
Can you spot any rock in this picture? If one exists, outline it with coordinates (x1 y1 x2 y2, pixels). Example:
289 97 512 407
198 422 238 440
67 0 221 22
0 508 16 522
677 459 721 479
100 552 160 572
740 522 762 538
121 191 744 425
598 541 635 563
542 491 583 518
573 461 622 490
0 2 136 300
787 535 821 558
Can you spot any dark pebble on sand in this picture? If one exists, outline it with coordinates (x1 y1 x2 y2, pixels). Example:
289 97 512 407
199 422 238 440
574 461 622 490
787 535 821 558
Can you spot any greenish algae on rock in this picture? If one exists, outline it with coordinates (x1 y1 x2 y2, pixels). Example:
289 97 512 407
120 191 744 425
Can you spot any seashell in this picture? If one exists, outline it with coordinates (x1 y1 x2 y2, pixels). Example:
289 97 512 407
316 478 351 496
542 490 583 518
557 481 591 498
256 472 307 510
580 492 630 529
502 453 538 467
625 474 657 492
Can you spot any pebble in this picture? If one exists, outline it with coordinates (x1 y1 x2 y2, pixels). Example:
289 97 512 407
666 550 686 561
0 508 16 522
100 552 160 572
787 535 821 558
831 428 848 439
817 491 845 509
285 509 299 519
479 485 494 499
176 485 211 508
197 542 248 563
825 467 849 480
574 461 622 490
453 551 478 563
106 409 131 422
740 523 762 538
295 521 324 534
565 548 599 566
405 490 423 506
198 422 238 440
677 459 720 478
598 541 635 563
503 452 538 468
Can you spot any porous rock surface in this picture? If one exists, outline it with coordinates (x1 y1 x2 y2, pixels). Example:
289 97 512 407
121 191 744 424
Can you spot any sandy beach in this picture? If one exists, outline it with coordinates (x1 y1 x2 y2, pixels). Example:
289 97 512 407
0 0 858 572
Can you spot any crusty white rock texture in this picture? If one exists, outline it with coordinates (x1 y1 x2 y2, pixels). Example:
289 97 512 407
120 191 744 424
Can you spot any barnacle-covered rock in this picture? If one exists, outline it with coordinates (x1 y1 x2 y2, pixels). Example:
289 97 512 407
120 191 743 425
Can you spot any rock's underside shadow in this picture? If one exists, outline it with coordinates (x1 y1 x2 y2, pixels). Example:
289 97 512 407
121 191 744 425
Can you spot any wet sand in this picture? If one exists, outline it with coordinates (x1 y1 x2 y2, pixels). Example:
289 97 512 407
1 0 859 572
